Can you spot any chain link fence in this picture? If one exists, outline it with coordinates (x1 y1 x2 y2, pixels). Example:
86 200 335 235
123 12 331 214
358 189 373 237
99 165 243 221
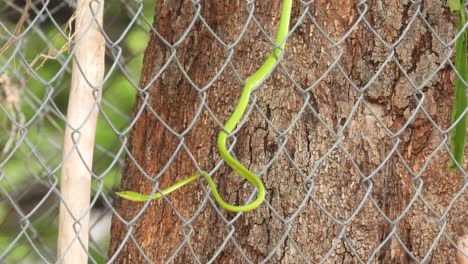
0 0 467 263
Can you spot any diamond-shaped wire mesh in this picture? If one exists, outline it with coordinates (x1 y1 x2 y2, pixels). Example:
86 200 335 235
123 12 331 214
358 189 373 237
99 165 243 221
0 0 467 263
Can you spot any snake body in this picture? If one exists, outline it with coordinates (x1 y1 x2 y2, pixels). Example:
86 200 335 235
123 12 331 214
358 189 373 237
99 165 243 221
117 0 292 212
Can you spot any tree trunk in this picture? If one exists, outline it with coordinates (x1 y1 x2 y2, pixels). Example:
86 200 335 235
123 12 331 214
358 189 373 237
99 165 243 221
109 1 468 263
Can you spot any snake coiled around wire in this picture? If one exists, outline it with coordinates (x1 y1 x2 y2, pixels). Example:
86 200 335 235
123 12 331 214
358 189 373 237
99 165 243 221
117 0 293 212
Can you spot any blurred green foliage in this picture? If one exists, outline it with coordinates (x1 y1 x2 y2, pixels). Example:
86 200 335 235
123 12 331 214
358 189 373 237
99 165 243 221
0 0 154 262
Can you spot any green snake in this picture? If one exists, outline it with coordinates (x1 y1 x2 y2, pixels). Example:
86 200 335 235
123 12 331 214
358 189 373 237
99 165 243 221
116 0 292 212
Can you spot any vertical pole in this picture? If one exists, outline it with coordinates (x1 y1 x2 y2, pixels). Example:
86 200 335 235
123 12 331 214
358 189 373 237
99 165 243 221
57 0 104 263
457 235 468 264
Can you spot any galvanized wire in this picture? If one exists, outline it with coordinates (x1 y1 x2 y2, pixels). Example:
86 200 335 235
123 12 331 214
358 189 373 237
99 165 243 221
0 0 467 263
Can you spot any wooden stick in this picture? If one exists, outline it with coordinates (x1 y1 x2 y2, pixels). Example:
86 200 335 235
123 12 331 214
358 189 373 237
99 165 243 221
57 0 104 263
0 0 31 56
457 235 468 264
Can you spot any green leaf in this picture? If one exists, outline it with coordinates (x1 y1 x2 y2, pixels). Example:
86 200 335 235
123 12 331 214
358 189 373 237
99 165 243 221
449 10 468 170
450 0 462 13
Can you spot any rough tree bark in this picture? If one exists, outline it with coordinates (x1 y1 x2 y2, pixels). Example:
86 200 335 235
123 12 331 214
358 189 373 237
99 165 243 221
109 1 467 263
